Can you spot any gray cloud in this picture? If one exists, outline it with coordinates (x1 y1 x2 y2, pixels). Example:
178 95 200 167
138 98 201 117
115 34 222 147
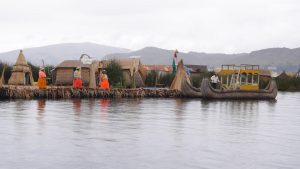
0 0 299 53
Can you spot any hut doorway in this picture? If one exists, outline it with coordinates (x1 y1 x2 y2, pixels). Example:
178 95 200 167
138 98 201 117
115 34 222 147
95 71 100 86
25 72 30 85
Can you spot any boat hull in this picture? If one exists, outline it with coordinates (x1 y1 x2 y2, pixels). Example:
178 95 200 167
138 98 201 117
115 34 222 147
180 76 202 98
200 78 277 99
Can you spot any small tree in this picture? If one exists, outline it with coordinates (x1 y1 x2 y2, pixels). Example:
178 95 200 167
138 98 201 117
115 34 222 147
28 62 39 81
158 73 175 87
145 70 157 87
0 62 12 84
28 63 54 84
105 59 124 88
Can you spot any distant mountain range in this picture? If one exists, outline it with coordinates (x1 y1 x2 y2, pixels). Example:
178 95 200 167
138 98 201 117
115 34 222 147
0 42 299 71
0 42 130 66
106 47 300 71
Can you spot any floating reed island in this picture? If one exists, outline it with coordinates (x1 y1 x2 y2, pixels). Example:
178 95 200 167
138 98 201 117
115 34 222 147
0 51 279 100
0 85 182 100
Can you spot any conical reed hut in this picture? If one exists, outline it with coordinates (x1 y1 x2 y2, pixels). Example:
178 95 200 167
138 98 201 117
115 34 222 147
8 50 34 85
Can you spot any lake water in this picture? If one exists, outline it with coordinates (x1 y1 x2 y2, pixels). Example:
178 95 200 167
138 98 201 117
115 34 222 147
0 92 300 169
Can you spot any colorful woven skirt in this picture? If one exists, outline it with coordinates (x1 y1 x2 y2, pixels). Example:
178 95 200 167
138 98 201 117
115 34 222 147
100 79 110 89
37 77 47 89
73 78 83 89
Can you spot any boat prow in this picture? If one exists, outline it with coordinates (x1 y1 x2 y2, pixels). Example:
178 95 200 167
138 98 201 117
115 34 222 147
170 60 202 98
180 76 202 97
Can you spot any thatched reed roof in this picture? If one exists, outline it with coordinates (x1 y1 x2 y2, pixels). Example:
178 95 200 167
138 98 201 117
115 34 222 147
55 60 91 69
8 50 34 85
15 50 28 66
11 50 31 73
12 51 30 71
100 58 142 76
143 65 173 72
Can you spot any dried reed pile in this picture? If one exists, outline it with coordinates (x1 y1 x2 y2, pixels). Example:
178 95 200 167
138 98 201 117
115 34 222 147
0 85 181 99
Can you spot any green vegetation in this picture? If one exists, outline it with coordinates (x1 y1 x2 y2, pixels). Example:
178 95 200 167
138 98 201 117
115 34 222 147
145 71 214 88
28 62 54 84
145 70 157 87
276 77 300 91
28 62 39 81
105 59 124 88
0 62 12 83
158 73 175 87
190 71 214 88
145 72 174 87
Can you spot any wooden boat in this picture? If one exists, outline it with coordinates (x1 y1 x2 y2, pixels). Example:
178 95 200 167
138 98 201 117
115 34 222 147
170 60 202 97
201 64 277 99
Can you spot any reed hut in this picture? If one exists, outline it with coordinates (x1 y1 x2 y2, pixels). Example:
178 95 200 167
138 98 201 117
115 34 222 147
54 60 92 86
276 71 289 79
143 65 173 77
185 65 207 78
54 58 146 88
100 58 146 87
8 50 34 85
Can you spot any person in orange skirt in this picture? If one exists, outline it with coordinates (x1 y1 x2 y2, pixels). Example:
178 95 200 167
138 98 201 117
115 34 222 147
37 67 47 89
73 67 82 89
100 70 110 89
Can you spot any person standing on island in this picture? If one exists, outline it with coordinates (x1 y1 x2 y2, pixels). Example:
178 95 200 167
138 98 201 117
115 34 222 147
38 67 47 89
100 70 110 89
73 67 82 89
211 74 219 89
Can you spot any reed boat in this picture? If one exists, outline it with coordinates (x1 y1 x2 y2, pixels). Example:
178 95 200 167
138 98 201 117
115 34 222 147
201 64 277 99
170 60 202 97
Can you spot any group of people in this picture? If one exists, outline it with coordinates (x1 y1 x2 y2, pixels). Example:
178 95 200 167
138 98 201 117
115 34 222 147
37 67 110 90
37 66 219 90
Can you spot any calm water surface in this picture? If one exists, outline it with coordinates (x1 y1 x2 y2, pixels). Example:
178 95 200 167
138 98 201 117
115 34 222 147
0 92 300 169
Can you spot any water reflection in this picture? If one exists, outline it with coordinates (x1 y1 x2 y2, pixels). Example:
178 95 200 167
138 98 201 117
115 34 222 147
99 99 109 113
36 99 46 126
88 99 96 112
15 100 26 112
37 99 46 113
0 93 299 169
174 98 190 123
73 99 81 120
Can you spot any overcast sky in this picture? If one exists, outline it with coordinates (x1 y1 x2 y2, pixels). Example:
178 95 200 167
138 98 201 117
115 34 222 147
0 0 299 53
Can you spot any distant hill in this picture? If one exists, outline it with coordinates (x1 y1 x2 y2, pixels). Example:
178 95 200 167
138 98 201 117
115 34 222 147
0 42 130 66
1 43 299 72
106 47 300 71
105 46 245 65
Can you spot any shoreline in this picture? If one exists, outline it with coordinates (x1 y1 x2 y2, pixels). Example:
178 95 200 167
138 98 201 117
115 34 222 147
0 85 182 100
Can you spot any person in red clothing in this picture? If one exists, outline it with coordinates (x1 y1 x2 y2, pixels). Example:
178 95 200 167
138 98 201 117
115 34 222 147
73 67 82 89
37 67 47 89
100 70 110 89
